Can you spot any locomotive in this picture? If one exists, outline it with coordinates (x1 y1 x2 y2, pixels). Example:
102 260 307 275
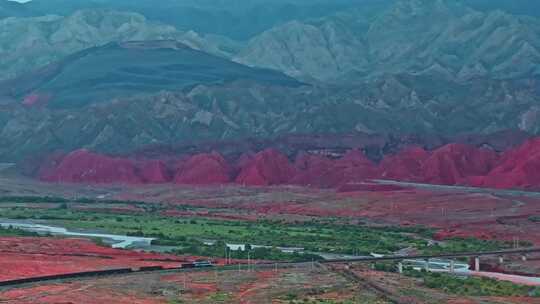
180 260 214 268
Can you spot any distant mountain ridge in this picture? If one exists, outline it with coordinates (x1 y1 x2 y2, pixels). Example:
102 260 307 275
0 40 301 109
0 0 539 164
1 73 539 162
0 9 234 81
17 0 394 40
14 0 540 40
236 0 540 82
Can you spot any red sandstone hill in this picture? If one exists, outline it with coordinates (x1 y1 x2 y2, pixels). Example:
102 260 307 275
291 153 335 187
420 143 499 186
41 149 141 184
235 149 297 186
379 146 429 182
480 138 540 189
290 150 378 187
175 152 231 184
38 138 540 191
138 160 171 184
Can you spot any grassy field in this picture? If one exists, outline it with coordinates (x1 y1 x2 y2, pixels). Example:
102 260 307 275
405 270 540 297
0 226 41 237
0 205 429 255
0 197 516 261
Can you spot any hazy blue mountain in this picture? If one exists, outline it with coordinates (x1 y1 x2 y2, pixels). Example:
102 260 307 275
0 40 301 109
15 0 540 40
0 72 538 161
0 0 539 162
464 0 540 18
20 0 394 40
0 9 237 81
236 0 540 82
0 0 33 18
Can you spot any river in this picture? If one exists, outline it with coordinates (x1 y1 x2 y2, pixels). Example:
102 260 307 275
2 220 539 286
0 220 154 249
0 220 304 253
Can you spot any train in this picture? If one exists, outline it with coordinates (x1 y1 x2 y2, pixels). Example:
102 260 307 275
180 260 214 268
0 261 215 288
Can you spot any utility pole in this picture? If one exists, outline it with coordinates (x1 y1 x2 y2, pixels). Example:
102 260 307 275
247 251 251 272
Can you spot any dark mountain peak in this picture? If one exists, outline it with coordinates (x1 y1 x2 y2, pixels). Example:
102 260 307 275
0 39 302 109
117 40 193 51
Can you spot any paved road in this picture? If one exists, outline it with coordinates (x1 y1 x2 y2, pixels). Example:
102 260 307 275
375 179 540 198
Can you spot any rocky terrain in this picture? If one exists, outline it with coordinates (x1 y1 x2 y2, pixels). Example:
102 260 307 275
0 9 233 82
21 0 392 40
38 136 540 191
236 0 540 82
0 0 537 190
1 68 539 162
1 2 540 303
0 40 299 109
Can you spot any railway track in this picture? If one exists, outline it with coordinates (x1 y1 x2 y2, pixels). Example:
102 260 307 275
1 247 538 289
0 262 311 289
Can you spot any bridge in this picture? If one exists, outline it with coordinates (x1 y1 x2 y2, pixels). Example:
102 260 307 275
321 247 540 273
322 247 540 263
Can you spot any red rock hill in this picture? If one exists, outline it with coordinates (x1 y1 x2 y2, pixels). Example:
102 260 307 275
39 137 540 191
41 149 141 184
235 149 296 186
175 152 232 184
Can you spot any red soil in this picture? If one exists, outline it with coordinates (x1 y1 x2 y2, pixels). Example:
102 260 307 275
0 283 165 304
0 237 184 281
235 271 279 303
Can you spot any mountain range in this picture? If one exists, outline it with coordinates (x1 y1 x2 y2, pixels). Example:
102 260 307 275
0 40 300 109
236 0 540 82
18 0 394 40
0 9 237 82
0 0 539 169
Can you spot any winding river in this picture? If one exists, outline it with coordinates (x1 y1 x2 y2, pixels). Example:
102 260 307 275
0 220 154 249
